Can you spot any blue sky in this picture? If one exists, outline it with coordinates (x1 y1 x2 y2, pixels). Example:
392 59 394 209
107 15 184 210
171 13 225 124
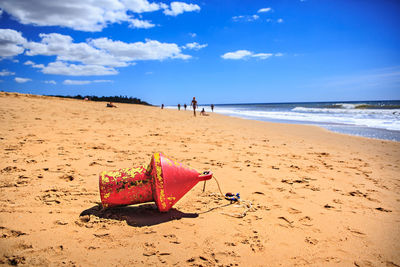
0 0 399 105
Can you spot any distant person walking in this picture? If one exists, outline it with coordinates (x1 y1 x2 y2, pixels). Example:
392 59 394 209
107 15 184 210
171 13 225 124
191 97 197 117
184 104 187 110
161 104 164 109
178 104 181 110
211 104 214 112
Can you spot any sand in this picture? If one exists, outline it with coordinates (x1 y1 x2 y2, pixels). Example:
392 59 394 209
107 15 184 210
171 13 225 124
0 92 399 266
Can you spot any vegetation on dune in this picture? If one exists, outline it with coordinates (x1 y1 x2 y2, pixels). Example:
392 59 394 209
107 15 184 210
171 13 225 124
49 94 151 105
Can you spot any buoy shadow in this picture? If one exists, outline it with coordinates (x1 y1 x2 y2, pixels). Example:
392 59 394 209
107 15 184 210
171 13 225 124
80 204 199 227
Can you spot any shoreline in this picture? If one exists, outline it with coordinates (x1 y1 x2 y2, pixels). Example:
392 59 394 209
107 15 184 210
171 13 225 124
166 105 400 143
220 114 400 142
1 92 399 266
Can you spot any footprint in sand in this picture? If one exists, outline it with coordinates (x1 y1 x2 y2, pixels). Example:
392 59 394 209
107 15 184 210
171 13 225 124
288 207 302 214
298 216 313 226
347 227 366 236
15 175 29 186
2 255 26 265
36 188 74 205
281 178 310 185
0 226 26 238
333 199 343 204
59 174 74 181
348 190 367 197
278 216 294 228
224 242 237 247
305 236 319 245
54 220 68 226
385 261 400 267
249 231 264 252
1 166 26 173
375 207 392 212
163 234 180 244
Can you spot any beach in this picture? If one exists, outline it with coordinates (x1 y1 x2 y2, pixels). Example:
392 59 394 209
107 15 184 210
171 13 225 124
0 92 399 266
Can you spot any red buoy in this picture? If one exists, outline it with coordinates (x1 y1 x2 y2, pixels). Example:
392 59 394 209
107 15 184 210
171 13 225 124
99 152 213 212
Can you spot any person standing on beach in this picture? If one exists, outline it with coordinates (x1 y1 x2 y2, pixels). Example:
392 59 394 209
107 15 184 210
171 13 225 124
178 104 181 110
191 97 197 117
184 104 187 110
161 104 164 109
211 104 214 112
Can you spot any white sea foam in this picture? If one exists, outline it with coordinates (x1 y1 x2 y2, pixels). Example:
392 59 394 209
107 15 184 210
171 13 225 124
292 106 400 115
340 103 358 109
212 107 400 131
166 104 400 131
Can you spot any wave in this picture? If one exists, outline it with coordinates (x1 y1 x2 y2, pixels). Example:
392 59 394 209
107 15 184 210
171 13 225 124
292 107 400 115
212 107 400 131
322 103 360 109
323 103 400 109
166 104 400 131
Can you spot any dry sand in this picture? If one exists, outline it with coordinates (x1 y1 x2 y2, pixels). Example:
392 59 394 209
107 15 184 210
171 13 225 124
0 92 399 266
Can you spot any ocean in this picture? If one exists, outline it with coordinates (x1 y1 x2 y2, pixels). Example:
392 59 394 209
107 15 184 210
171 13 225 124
169 100 400 141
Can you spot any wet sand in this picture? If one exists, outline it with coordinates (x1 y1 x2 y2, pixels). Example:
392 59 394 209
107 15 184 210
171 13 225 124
0 92 399 266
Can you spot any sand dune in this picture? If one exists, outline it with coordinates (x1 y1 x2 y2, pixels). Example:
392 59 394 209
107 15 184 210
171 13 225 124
0 92 399 266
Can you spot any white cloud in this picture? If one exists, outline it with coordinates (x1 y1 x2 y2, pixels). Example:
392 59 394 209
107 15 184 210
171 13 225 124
189 33 197 38
25 33 129 67
163 2 200 16
93 79 113 83
258 7 272 13
44 80 56 84
24 60 44 68
0 69 15 76
221 50 277 60
0 29 26 59
90 37 191 61
63 79 113 85
277 18 284 23
23 33 191 67
232 15 244 21
0 0 200 32
252 53 273 59
234 7 273 23
129 18 155 29
221 50 252 60
232 14 259 22
275 52 284 57
15 77 31 83
63 80 91 85
182 42 207 50
40 61 118 76
122 0 162 13
0 0 124 32
9 31 192 76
